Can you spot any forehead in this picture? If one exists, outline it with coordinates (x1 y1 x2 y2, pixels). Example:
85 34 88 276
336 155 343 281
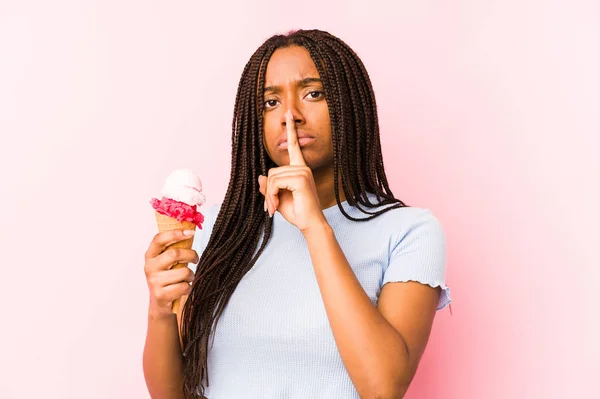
264 46 320 85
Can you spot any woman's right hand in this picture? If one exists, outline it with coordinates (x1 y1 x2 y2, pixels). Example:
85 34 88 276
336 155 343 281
144 229 199 318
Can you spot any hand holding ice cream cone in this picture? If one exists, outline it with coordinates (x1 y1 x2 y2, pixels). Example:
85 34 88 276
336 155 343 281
144 229 198 318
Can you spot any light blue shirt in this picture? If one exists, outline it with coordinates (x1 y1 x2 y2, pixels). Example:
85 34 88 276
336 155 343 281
190 192 451 398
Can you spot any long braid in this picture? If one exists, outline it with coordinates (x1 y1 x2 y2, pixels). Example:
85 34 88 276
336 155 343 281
301 36 351 214
179 29 407 398
315 38 365 207
333 41 375 205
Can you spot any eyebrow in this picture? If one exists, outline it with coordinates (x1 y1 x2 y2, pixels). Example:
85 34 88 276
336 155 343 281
264 78 323 95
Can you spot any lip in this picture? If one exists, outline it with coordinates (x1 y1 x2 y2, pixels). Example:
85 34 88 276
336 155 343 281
276 130 315 149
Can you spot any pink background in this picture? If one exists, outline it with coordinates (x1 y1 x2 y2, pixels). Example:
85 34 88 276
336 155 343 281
1 1 598 398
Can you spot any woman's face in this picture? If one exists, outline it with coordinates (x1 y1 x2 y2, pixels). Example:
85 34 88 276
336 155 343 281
262 46 333 171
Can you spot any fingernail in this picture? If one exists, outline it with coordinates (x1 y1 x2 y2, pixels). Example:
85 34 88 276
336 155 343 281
264 201 267 212
183 230 195 236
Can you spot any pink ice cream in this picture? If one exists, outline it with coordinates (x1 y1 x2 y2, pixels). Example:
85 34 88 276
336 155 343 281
150 169 206 228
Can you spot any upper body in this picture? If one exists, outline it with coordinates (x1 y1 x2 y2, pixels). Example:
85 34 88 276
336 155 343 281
189 193 451 398
144 29 453 399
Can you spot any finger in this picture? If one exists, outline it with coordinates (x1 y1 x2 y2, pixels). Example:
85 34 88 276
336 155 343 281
267 165 306 177
154 282 192 306
268 181 279 215
264 166 304 215
148 267 195 288
268 174 304 212
147 248 199 274
264 175 274 216
145 229 196 261
258 175 269 214
258 175 267 196
264 170 277 216
286 110 307 166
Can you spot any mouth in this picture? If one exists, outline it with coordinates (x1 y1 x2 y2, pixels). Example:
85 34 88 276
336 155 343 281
278 137 315 150
276 131 315 150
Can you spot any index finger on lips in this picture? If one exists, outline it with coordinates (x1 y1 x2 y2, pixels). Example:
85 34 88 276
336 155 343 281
286 110 307 166
145 228 195 261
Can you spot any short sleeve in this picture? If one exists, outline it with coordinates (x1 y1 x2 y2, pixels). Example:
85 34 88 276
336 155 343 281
189 203 220 274
383 208 452 311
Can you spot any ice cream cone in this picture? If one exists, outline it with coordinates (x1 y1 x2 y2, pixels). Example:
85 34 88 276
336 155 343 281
155 211 196 314
151 169 205 315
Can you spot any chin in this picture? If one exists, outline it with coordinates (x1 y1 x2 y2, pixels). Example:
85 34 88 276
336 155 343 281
305 157 333 172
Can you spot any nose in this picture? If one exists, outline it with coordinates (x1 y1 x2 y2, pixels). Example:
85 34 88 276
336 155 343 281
280 101 304 129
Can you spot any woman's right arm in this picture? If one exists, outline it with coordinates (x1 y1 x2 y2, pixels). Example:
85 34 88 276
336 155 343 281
142 229 199 399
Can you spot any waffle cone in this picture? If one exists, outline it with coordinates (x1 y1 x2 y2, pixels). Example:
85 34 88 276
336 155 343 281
155 211 197 314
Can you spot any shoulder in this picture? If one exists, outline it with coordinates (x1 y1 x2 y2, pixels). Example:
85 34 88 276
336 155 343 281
352 194 442 231
370 205 444 243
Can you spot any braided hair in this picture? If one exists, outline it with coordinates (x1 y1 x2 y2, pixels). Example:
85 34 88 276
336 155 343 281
179 29 407 398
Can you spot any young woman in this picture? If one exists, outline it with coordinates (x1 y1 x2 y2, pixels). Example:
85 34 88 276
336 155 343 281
143 29 451 399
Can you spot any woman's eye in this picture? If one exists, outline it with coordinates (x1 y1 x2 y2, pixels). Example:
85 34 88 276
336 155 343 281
264 99 278 108
307 91 324 99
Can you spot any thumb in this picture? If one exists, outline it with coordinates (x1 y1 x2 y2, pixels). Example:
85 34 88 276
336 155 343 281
258 175 266 195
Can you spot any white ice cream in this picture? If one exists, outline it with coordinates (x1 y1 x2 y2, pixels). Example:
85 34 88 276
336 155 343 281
161 169 206 208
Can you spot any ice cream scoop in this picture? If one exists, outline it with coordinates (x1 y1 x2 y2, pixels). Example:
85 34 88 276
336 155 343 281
161 169 206 208
151 169 206 228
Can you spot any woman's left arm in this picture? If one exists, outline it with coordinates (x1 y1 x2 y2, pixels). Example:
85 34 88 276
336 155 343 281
303 222 440 399
259 112 441 398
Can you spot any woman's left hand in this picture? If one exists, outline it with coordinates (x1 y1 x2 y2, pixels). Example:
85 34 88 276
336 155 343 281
258 111 327 234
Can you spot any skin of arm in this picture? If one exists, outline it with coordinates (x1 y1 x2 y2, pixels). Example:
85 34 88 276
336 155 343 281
142 309 186 399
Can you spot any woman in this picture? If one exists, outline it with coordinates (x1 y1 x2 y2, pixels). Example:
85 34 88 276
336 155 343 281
143 29 451 399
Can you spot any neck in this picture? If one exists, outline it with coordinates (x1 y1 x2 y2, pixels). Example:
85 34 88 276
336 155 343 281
312 165 346 210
